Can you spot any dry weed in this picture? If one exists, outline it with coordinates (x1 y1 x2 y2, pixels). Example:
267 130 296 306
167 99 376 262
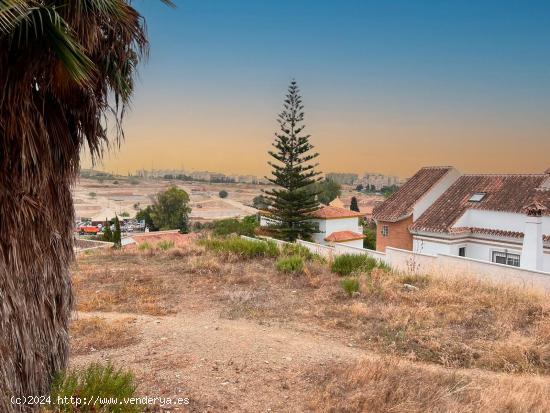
307 357 550 413
70 317 139 355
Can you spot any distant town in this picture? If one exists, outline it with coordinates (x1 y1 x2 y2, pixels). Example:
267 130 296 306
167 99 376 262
81 168 407 190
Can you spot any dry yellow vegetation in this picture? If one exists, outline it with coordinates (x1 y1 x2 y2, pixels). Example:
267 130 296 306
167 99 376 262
70 241 550 411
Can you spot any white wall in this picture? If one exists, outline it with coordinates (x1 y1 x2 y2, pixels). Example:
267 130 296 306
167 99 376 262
325 217 362 236
312 217 362 245
413 235 550 272
250 236 550 292
412 168 461 221
452 209 550 235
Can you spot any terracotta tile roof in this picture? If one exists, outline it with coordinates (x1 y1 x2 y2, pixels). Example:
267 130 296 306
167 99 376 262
373 166 454 222
411 175 550 233
449 227 550 242
310 205 365 219
324 230 365 242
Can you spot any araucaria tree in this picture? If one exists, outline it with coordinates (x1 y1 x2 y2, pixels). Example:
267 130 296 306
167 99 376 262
0 1 172 410
264 80 321 241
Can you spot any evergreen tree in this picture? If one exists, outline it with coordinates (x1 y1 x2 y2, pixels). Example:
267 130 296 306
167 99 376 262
112 216 122 249
350 196 360 212
103 218 113 242
179 210 190 234
264 80 321 241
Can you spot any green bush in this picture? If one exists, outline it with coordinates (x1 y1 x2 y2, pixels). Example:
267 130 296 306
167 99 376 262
157 240 175 251
50 363 139 412
340 277 360 297
331 254 378 276
199 237 278 259
212 215 258 237
280 243 323 262
276 255 304 274
137 242 152 251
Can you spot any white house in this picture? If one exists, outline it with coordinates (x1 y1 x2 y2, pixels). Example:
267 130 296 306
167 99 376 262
260 205 365 248
373 166 550 272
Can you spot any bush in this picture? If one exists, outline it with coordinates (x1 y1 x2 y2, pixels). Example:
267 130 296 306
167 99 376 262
212 215 258 237
50 363 139 412
331 254 377 276
280 243 324 262
120 211 130 217
219 190 228 198
340 277 360 297
137 242 152 251
157 240 175 251
276 255 304 274
199 237 278 259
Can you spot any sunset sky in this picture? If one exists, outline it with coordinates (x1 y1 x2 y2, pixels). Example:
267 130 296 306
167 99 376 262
87 0 550 178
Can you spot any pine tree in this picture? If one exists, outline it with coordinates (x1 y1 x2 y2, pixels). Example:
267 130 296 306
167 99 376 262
350 196 360 212
112 216 122 249
103 218 113 242
264 80 321 241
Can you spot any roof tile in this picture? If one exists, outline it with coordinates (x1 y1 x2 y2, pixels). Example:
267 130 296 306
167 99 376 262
373 166 453 222
324 230 365 242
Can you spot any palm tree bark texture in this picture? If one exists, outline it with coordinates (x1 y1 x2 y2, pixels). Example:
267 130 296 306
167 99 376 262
0 1 171 410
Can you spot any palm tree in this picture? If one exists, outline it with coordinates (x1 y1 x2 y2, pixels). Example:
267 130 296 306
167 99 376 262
0 1 173 410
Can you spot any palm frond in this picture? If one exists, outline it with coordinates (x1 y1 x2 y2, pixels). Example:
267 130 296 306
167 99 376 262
0 0 31 34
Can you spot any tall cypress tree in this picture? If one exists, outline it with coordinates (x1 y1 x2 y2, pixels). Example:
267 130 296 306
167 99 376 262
264 80 321 241
350 196 360 212
112 216 122 249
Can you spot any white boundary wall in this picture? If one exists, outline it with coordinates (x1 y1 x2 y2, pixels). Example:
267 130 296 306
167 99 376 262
246 236 550 292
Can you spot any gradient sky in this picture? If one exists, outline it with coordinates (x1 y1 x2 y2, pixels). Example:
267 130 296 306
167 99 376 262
87 0 550 178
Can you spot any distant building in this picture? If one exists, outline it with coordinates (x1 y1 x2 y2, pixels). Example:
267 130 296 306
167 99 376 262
325 172 358 185
373 166 550 272
360 173 401 190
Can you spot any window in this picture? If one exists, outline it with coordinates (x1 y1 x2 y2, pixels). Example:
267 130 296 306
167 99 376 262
492 251 520 267
458 247 466 257
468 192 486 202
381 225 389 237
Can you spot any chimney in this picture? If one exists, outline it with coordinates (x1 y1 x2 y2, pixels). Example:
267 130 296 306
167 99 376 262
520 201 546 271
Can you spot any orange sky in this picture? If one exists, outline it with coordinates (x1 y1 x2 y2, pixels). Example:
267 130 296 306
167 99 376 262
85 105 550 179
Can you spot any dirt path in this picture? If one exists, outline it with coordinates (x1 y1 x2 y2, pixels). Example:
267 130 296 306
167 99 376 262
71 309 364 412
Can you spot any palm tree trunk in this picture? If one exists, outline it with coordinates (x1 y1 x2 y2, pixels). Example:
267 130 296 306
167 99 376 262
0 180 74 412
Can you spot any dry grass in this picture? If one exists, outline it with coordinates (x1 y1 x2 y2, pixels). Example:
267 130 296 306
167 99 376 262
307 357 550 413
72 244 550 375
70 317 139 355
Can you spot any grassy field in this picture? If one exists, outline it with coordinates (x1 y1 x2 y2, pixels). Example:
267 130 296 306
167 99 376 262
70 238 550 412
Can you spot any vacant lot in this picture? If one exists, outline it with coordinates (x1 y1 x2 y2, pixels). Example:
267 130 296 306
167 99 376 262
70 241 550 412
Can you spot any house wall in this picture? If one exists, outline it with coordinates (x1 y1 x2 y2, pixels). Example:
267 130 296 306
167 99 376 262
312 217 362 245
412 167 461 221
338 239 364 249
413 235 550 272
452 209 550 234
376 216 413 252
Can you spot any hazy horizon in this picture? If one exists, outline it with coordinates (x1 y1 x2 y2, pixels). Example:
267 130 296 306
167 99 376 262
83 0 550 177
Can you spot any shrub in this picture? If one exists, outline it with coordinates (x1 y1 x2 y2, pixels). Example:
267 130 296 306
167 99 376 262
120 211 130 217
331 254 377 276
50 363 139 412
280 243 324 262
276 255 304 274
219 190 228 198
199 237 278 259
212 215 257 237
137 242 152 251
157 240 175 251
340 277 360 297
